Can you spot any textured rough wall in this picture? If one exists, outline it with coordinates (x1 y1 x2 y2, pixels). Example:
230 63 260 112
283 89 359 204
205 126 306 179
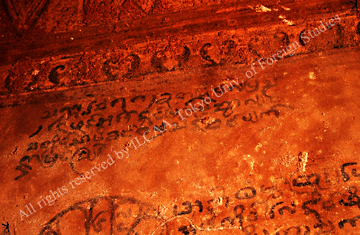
1 0 360 235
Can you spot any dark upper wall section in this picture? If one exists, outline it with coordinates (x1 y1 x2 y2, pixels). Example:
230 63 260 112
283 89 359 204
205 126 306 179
0 0 357 100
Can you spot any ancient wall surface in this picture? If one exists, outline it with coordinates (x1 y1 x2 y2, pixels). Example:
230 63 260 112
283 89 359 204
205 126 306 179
1 0 360 234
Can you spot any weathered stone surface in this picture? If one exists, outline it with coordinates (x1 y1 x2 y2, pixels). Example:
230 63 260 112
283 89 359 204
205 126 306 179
1 1 360 234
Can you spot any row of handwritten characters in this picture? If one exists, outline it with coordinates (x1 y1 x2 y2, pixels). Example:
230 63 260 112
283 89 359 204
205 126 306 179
43 99 245 133
15 110 290 182
171 191 312 235
15 143 100 180
32 96 242 151
16 96 288 181
38 89 280 138
15 80 280 180
171 165 360 233
173 198 331 235
38 78 271 126
338 162 360 229
331 183 360 230
30 81 274 142
15 113 231 181
15 101 240 181
173 197 294 221
26 163 360 234
40 94 176 133
289 167 360 231
176 224 310 235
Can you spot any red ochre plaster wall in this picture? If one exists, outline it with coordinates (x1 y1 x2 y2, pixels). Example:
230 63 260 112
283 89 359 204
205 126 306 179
1 0 360 234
